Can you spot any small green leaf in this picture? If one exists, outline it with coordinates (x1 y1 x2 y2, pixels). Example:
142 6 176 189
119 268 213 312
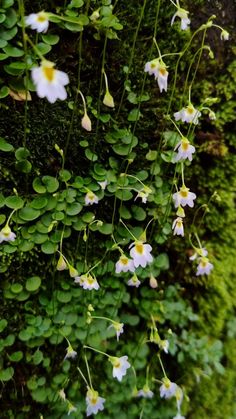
15 147 30 160
0 137 13 151
15 160 32 173
35 42 52 55
42 176 59 193
68 0 84 8
41 34 60 45
146 150 157 161
8 351 23 362
5 196 24 209
0 86 9 98
0 367 14 382
0 319 8 332
33 178 46 194
3 45 24 57
41 241 58 254
19 207 40 221
128 108 141 122
31 197 48 209
26 276 41 292
66 202 82 216
11 283 23 294
85 148 98 161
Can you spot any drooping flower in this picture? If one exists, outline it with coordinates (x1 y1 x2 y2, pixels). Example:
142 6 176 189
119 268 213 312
81 111 92 131
25 11 49 33
57 254 68 271
103 90 115 108
115 255 135 274
67 401 77 415
65 344 77 360
144 59 168 92
108 322 124 341
58 388 67 402
149 274 158 288
174 137 196 162
32 61 69 103
137 384 154 399
159 339 169 354
171 8 190 30
221 30 229 41
98 180 108 190
172 217 184 237
85 191 99 206
135 186 152 204
68 264 78 278
109 355 131 382
175 386 184 411
129 241 153 268
173 185 196 208
86 388 105 416
189 248 208 261
174 104 201 125
196 257 213 276
74 273 100 290
127 274 141 288
0 224 16 243
160 377 177 399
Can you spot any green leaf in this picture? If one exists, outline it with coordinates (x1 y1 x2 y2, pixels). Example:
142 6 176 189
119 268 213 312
26 276 41 292
59 169 71 182
19 207 40 221
3 45 24 57
41 241 58 254
0 85 9 98
0 14 6 24
41 34 60 45
0 137 13 151
32 349 43 365
2 0 14 8
98 223 113 235
0 39 7 48
155 253 169 270
68 0 84 7
128 108 141 122
42 176 59 193
146 150 157 161
0 367 14 382
33 178 46 194
66 202 82 216
0 26 17 41
15 160 32 173
85 148 98 161
31 197 48 210
15 147 30 160
8 351 23 362
4 8 17 28
5 196 24 209
10 283 23 294
0 319 8 332
35 42 52 55
115 189 133 201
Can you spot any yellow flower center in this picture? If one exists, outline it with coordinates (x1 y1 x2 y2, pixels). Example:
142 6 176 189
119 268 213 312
114 360 121 368
150 62 157 69
159 67 167 76
181 138 189 151
43 66 55 82
87 192 95 200
91 397 98 405
37 14 47 22
87 275 95 284
180 189 188 198
135 243 144 255
186 105 194 114
177 220 182 228
120 256 128 265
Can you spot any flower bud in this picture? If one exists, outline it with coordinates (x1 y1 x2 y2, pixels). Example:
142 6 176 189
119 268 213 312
221 30 229 41
149 275 158 289
103 90 115 108
176 206 185 218
57 254 68 271
81 112 92 131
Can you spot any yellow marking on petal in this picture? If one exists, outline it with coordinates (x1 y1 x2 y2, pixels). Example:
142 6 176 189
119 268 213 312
120 256 128 265
37 15 47 22
186 105 194 114
181 140 189 151
135 243 144 255
87 192 95 200
176 220 182 228
43 66 55 82
159 68 167 76
150 62 157 69
180 190 188 198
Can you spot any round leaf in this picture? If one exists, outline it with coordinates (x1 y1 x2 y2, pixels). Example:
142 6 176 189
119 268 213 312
25 276 41 292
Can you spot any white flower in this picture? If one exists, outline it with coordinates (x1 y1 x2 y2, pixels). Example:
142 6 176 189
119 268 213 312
115 255 135 274
65 344 77 360
127 274 141 288
172 217 184 237
129 241 153 268
98 180 108 190
74 274 100 290
221 30 229 41
0 225 16 243
171 8 190 30
159 339 169 354
174 137 195 162
86 388 105 416
82 112 92 131
109 355 131 382
108 322 124 341
189 248 208 261
174 104 201 125
173 186 196 208
137 384 154 399
196 257 213 276
144 59 168 92
160 377 177 399
209 110 216 120
25 12 49 33
85 191 99 206
32 60 69 104
58 389 66 401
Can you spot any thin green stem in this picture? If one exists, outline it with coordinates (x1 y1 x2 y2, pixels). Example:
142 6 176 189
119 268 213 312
83 345 109 358
157 354 167 377
84 353 93 389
